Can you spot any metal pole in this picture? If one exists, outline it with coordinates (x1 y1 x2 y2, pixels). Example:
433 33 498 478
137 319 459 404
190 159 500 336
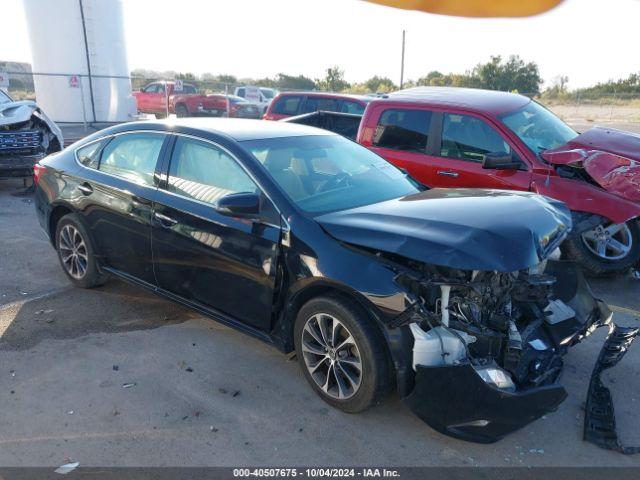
225 83 230 117
400 30 406 89
78 0 97 123
164 81 169 118
79 74 88 132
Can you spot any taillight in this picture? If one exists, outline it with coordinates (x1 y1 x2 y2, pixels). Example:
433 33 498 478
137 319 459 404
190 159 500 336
33 163 46 185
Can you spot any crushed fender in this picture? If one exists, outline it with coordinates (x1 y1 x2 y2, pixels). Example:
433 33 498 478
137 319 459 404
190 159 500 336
584 324 640 454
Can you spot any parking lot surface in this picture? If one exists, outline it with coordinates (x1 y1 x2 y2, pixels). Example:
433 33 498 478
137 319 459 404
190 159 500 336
1 171 639 467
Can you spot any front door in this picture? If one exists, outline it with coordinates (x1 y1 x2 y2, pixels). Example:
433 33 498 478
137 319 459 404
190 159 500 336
151 135 281 331
427 112 532 190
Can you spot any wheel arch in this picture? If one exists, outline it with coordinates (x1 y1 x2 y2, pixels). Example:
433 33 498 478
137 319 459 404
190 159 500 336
48 202 75 246
272 279 412 394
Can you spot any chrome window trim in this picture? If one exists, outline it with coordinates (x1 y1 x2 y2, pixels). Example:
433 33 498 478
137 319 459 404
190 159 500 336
73 129 284 229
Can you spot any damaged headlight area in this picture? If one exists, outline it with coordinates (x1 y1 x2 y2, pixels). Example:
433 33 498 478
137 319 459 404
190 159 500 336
0 101 63 178
393 259 614 443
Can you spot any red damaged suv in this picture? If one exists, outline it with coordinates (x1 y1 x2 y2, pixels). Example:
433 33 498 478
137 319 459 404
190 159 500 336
355 87 640 274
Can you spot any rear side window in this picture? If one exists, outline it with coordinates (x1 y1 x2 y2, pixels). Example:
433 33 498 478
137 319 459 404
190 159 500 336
440 113 511 162
301 97 338 114
76 140 105 169
272 96 302 115
341 100 366 115
237 87 246 97
373 109 432 152
98 132 164 186
180 84 197 94
167 137 257 206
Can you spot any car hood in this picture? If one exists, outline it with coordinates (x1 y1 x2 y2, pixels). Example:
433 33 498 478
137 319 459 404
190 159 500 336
0 100 38 126
315 189 571 272
542 127 640 202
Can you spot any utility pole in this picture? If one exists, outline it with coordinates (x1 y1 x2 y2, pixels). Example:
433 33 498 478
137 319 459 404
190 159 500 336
400 30 406 89
400 30 407 90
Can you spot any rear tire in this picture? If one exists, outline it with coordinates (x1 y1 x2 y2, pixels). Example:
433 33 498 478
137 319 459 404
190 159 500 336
562 215 640 276
175 104 189 118
294 294 392 413
55 213 106 288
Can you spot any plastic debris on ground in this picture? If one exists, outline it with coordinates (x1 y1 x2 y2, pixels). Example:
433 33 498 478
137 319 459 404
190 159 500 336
584 324 640 454
54 462 79 474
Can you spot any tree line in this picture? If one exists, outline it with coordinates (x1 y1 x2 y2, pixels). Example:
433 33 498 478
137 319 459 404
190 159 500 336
131 56 640 99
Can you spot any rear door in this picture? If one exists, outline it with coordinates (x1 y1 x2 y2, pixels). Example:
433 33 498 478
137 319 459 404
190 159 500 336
75 131 169 285
151 135 281 331
428 111 532 190
368 107 442 186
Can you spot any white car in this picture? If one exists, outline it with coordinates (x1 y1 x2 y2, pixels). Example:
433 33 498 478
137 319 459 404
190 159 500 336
234 86 278 114
0 89 63 178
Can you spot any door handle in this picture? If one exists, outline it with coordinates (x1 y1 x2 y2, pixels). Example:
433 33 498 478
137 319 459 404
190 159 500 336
437 170 459 178
153 211 178 227
77 182 93 195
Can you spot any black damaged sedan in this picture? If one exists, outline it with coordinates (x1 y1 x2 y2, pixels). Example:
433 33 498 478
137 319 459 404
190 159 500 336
34 119 611 442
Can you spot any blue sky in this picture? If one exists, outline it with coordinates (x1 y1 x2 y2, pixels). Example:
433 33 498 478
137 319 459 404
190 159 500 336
2 0 639 88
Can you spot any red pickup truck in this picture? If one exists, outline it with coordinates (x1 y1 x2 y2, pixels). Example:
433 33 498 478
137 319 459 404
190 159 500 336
285 87 640 275
133 81 229 118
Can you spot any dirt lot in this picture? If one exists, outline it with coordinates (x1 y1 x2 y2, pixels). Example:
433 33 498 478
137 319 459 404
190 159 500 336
1 167 639 467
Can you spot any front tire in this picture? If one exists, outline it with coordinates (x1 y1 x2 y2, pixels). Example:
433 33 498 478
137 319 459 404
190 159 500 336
55 213 106 288
294 295 392 413
562 215 640 275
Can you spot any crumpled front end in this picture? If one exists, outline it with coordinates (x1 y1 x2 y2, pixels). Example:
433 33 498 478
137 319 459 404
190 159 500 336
394 258 612 443
0 100 63 178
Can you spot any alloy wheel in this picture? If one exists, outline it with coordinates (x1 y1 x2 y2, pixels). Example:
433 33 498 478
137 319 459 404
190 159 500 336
301 313 362 400
581 222 633 261
59 224 89 279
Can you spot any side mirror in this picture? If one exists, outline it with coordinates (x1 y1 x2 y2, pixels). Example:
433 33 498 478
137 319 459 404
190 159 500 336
216 192 260 216
482 152 522 170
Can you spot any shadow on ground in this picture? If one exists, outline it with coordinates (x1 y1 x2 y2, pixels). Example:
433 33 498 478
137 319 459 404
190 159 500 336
0 280 199 351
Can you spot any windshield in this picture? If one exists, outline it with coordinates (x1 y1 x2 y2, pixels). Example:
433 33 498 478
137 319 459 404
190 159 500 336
0 90 12 104
242 135 419 214
260 88 277 99
500 101 578 154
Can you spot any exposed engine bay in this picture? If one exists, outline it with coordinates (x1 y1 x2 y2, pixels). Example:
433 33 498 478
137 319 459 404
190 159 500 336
0 97 63 178
392 257 617 443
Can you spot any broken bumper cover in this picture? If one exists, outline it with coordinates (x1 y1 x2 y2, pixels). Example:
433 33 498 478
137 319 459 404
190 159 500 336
404 363 567 443
0 153 44 177
403 261 614 443
584 324 640 454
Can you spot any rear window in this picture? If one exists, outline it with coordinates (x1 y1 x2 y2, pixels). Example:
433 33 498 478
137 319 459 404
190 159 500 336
76 140 106 169
178 84 197 94
341 100 366 115
272 95 302 115
301 97 339 114
373 109 432 152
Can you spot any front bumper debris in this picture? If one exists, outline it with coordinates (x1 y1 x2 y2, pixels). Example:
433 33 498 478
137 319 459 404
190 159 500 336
402 260 617 443
584 324 640 454
404 363 567 443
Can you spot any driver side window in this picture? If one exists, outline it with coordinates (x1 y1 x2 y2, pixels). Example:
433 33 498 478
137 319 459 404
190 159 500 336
440 113 511 163
167 137 257 206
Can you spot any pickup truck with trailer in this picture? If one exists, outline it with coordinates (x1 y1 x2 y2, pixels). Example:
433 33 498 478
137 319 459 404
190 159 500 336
133 81 229 118
285 87 640 275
